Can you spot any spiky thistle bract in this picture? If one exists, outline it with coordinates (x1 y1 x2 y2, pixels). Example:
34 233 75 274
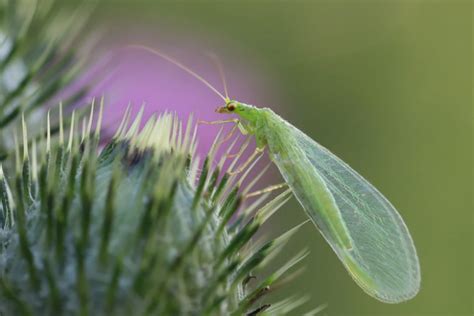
0 0 95 159
0 101 310 315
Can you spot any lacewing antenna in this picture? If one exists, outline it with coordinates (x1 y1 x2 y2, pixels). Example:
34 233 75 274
206 52 230 101
127 45 226 102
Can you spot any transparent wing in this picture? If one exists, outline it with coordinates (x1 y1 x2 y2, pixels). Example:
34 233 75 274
288 124 420 302
259 113 420 303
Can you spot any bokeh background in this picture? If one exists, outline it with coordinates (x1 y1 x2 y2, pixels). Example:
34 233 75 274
90 1 472 315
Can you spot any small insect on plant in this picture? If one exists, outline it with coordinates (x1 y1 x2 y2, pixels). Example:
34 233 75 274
130 45 421 304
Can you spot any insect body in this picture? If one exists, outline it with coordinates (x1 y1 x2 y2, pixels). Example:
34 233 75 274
217 101 421 303
218 103 353 250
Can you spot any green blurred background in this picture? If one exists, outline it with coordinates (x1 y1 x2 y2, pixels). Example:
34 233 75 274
95 1 472 315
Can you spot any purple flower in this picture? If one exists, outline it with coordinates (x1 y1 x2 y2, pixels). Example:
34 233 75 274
89 42 278 157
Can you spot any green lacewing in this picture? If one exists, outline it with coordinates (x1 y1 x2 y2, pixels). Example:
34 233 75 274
216 101 420 303
128 45 421 303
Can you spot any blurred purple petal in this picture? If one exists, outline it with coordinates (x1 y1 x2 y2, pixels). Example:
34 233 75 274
88 41 278 157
